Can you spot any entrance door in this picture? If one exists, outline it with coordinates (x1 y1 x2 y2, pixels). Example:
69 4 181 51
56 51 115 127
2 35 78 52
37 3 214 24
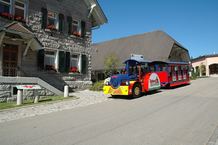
3 44 18 76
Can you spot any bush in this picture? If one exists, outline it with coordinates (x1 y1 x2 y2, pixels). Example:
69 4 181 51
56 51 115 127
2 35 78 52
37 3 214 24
90 81 104 91
191 71 198 80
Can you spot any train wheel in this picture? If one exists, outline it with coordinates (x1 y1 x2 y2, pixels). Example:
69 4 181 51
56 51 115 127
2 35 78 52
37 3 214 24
132 84 142 98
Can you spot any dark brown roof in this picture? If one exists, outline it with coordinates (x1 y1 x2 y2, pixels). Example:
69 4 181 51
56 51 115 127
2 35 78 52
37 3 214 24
192 54 218 63
91 30 188 71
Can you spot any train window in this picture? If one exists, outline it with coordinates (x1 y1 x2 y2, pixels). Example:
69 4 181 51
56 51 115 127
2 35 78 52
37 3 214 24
168 66 171 72
141 64 149 74
163 67 168 71
128 66 138 75
159 66 163 71
150 66 155 72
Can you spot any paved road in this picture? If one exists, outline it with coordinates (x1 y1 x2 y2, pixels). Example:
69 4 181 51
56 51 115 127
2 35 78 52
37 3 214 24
1 78 218 145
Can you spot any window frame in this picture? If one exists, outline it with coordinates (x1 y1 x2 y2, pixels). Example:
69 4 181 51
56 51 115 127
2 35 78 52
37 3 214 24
45 50 57 65
44 50 57 71
0 0 12 14
71 19 81 37
47 10 59 31
70 54 79 67
70 53 79 73
0 0 28 22
14 0 26 21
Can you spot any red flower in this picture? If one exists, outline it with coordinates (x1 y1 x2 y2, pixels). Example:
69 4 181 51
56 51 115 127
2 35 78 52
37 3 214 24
14 15 25 23
47 24 56 30
72 31 81 37
70 67 78 73
0 12 13 19
15 16 22 20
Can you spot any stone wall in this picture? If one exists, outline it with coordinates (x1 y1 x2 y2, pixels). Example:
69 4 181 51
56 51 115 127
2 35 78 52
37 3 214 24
0 84 11 102
0 0 93 95
0 83 55 103
27 0 92 82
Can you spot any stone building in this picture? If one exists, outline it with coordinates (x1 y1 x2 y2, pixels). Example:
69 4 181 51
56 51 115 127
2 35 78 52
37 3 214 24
192 54 218 77
0 0 107 100
91 31 190 81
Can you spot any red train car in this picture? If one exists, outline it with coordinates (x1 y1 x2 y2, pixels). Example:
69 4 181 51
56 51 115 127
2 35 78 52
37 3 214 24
149 61 190 87
103 55 190 98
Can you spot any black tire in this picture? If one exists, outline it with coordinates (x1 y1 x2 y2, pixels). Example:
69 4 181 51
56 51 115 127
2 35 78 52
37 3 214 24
132 84 142 98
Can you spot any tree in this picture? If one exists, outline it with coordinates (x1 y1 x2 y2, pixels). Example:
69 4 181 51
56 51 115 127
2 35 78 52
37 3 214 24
200 64 206 76
104 53 121 77
195 66 200 76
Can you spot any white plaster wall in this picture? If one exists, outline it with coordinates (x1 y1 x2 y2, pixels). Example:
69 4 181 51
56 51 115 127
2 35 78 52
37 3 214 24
192 56 218 76
206 57 218 66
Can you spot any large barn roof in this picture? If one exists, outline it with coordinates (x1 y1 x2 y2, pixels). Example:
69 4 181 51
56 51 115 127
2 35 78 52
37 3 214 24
91 31 189 71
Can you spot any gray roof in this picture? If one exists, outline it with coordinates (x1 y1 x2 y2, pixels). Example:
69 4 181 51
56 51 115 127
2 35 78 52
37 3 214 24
91 31 189 71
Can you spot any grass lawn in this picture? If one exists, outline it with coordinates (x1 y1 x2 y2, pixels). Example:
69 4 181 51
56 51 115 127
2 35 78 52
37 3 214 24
0 96 77 110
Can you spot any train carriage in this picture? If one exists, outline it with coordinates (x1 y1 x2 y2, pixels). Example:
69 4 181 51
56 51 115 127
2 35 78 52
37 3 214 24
103 54 190 98
149 61 190 87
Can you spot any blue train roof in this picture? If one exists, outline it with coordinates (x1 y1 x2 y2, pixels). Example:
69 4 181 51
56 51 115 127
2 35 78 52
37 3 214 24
124 58 151 64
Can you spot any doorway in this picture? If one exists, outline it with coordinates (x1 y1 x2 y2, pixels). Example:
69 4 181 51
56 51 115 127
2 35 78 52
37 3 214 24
2 44 18 76
209 64 218 75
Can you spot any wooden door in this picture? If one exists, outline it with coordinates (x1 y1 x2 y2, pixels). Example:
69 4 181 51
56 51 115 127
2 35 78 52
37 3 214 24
3 44 18 76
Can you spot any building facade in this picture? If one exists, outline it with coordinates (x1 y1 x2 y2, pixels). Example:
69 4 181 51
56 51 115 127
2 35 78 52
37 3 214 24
0 0 107 100
192 54 218 77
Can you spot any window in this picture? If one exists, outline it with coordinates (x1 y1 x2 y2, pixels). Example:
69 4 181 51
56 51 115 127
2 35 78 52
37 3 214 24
70 54 79 73
72 20 81 37
44 50 56 71
0 0 11 16
14 0 25 21
0 0 27 22
47 10 58 30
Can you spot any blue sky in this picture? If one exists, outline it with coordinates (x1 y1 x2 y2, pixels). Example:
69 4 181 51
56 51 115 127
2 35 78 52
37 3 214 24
92 0 218 58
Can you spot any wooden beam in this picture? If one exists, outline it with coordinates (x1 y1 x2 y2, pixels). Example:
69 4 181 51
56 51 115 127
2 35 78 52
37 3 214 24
0 31 6 46
23 38 34 57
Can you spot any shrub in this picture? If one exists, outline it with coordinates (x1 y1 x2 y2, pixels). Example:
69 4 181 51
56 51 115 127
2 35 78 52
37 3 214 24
191 71 198 80
90 81 104 91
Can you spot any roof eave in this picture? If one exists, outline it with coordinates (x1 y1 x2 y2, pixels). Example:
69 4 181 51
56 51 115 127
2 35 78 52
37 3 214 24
84 0 108 27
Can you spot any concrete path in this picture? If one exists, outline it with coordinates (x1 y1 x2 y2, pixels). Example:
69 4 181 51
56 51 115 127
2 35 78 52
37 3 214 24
0 90 110 123
0 78 218 145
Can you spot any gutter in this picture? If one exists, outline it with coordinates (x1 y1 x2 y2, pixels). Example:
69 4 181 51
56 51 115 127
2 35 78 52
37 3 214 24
91 25 100 30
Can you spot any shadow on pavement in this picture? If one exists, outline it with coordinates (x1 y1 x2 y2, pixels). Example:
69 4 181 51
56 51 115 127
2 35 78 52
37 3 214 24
109 90 162 100
162 83 190 90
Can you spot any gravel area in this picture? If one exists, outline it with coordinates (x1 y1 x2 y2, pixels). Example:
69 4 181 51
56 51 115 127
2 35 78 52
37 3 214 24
0 90 111 123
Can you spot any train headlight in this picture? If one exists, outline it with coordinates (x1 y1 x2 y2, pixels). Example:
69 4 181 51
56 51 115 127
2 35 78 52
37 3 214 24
104 77 111 85
125 81 130 86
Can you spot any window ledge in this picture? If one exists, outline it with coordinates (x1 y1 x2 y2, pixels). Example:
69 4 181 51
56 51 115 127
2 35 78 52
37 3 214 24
70 35 85 40
44 28 61 34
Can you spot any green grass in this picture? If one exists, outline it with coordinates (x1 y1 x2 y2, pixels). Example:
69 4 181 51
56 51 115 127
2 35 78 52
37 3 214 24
0 102 16 110
0 96 77 110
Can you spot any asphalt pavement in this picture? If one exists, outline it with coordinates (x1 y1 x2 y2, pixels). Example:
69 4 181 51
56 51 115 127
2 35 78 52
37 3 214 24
0 77 218 145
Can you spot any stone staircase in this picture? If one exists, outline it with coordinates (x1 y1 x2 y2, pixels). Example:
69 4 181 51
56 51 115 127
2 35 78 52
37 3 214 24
0 76 63 96
22 70 92 93
23 70 66 92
